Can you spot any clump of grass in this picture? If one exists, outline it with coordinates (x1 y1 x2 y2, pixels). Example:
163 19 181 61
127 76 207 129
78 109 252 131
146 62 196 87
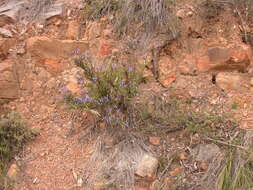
130 95 238 139
83 0 179 40
0 112 36 189
83 0 120 20
231 102 240 110
218 150 253 190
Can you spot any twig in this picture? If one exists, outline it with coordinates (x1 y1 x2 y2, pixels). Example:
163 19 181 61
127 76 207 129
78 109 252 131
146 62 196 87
158 158 173 180
205 137 247 150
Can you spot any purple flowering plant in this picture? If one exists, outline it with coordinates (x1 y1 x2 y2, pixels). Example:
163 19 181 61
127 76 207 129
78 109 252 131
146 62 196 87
63 53 145 128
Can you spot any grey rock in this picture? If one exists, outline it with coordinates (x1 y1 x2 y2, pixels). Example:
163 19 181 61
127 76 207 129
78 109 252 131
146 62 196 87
0 0 25 23
135 154 158 178
43 3 63 20
192 144 220 162
0 28 13 37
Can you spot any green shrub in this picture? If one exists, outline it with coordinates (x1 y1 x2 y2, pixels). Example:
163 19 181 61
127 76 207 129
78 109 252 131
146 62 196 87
0 112 36 170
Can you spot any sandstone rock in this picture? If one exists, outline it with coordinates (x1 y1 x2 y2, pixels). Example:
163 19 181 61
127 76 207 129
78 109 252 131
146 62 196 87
0 59 19 99
197 44 252 73
66 20 80 40
0 38 15 59
158 56 177 87
136 154 158 178
192 144 220 162
216 72 245 91
27 37 88 73
27 37 89 60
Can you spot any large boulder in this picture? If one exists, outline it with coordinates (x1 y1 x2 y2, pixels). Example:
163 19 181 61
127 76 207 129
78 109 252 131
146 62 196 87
0 59 19 99
197 44 252 73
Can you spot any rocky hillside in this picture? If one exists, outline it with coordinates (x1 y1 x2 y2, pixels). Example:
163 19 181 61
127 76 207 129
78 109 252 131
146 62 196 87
0 0 253 190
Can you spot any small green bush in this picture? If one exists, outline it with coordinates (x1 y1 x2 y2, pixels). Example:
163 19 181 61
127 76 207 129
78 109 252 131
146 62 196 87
0 112 36 170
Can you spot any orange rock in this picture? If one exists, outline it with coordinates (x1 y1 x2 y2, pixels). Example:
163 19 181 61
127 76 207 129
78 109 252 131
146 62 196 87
99 39 113 57
149 137 161 146
43 59 61 74
7 163 19 180
169 168 182 177
199 162 209 171
158 56 177 87
179 152 188 160
160 73 177 87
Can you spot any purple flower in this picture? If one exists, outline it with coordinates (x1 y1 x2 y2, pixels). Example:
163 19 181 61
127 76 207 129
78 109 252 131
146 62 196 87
106 107 113 113
111 63 118 69
120 81 125 87
92 77 98 82
59 87 72 96
75 95 92 103
71 49 81 55
59 86 68 93
98 96 109 104
80 89 87 95
128 67 133 72
77 78 84 84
